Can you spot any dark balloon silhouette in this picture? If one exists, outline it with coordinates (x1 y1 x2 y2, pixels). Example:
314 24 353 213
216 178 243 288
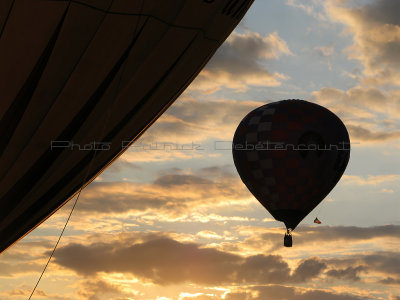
232 100 350 247
0 0 254 254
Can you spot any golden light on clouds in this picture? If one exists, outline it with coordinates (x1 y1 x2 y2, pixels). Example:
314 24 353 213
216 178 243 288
2 1 400 299
189 31 292 94
325 0 400 86
342 174 400 186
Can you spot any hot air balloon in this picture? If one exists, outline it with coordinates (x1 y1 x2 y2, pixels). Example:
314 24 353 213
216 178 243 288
232 100 350 247
0 0 255 254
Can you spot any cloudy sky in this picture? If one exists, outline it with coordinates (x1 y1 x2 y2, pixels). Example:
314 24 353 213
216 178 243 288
1 0 400 299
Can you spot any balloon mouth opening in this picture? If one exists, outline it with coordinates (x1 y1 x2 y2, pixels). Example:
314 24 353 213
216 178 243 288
270 209 308 231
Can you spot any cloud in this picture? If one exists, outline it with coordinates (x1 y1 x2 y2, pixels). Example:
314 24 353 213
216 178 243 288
2 284 70 300
341 174 400 186
120 147 206 163
380 277 400 285
105 160 142 172
154 174 212 186
238 226 400 285
78 167 250 217
325 265 366 281
134 85 395 156
190 31 291 93
232 225 400 257
120 97 266 161
291 257 327 282
77 279 133 300
311 86 400 142
362 252 400 276
312 86 390 110
313 43 334 58
52 235 326 286
286 0 327 21
283 225 400 244
53 237 240 284
7 227 400 299
0 261 42 278
346 125 400 142
323 252 400 283
381 188 394 193
196 231 224 240
235 254 291 284
226 285 371 300
178 293 216 300
325 0 400 85
253 224 400 244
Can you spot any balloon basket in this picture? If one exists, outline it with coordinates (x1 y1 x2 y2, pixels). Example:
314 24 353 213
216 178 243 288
284 229 292 247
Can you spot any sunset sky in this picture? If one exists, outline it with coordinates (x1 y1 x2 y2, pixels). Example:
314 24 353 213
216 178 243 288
1 0 400 299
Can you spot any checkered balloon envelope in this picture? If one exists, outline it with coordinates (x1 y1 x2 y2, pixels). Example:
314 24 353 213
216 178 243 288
232 99 350 236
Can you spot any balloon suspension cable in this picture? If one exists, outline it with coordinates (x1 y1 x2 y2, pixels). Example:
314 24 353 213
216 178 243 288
28 1 145 298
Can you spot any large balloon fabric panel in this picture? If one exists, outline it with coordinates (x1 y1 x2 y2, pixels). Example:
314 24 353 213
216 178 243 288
0 0 254 254
232 100 350 231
